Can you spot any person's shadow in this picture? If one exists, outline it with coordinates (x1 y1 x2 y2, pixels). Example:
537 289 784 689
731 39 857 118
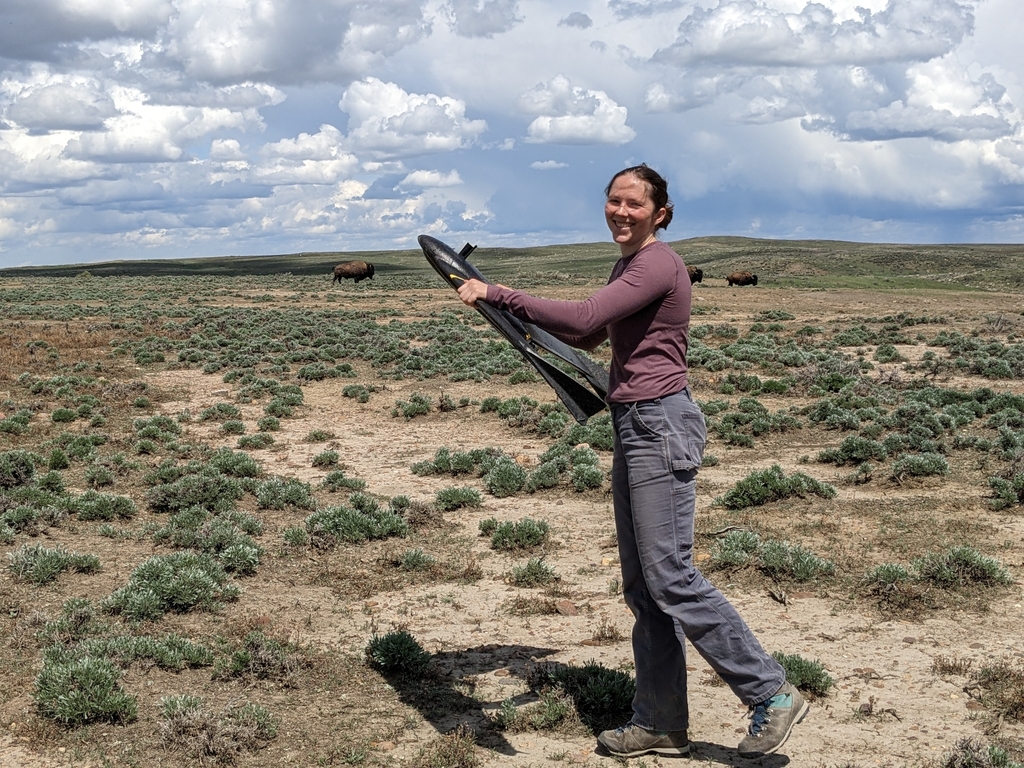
375 642 559 755
374 642 797 765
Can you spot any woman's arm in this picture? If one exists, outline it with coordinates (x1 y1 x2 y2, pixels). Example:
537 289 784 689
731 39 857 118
457 278 609 350
487 246 678 337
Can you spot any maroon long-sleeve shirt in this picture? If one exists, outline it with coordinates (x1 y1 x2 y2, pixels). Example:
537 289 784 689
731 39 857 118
485 240 691 404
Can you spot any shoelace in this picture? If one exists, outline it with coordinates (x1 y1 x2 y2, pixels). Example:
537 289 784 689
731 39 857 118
747 701 773 735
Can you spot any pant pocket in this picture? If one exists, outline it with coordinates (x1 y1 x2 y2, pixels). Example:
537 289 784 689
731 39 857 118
668 400 706 472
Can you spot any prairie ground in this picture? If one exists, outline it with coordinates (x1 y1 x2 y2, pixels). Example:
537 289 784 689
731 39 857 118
1 267 1022 768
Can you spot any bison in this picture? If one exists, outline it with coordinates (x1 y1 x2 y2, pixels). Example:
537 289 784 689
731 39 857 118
726 271 758 287
332 260 375 284
686 265 703 284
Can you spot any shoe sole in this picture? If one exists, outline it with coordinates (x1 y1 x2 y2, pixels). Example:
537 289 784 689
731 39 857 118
738 698 810 758
596 740 691 758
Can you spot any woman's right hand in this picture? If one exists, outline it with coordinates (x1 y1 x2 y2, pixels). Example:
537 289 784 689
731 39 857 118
457 278 490 307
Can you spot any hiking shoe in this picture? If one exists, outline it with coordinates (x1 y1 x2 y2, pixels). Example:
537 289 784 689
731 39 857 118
737 682 809 757
596 723 690 758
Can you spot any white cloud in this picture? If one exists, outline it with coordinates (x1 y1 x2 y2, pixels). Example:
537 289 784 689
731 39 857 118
166 0 430 84
254 125 359 184
444 0 523 38
339 78 487 159
210 138 246 161
655 0 975 68
399 169 463 187
530 160 568 169
519 75 636 145
7 79 118 133
60 86 264 163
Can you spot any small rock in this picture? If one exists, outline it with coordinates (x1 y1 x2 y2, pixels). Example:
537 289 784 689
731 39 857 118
555 600 578 616
902 636 916 644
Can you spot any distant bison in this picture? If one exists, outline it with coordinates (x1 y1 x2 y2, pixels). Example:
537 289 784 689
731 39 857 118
686 265 703 284
333 260 375 284
726 271 758 287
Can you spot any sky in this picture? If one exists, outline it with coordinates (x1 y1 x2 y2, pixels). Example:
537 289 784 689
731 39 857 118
1 0 1023 268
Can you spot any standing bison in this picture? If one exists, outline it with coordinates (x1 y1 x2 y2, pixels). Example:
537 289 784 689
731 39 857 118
686 265 703 284
332 261 375 284
726 271 758 287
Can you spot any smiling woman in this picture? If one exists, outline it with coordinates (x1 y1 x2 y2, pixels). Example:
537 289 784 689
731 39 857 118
455 165 810 757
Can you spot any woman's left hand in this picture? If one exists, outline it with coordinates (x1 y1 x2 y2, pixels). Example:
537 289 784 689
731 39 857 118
457 278 490 307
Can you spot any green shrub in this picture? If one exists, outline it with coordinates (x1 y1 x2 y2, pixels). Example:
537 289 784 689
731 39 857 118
35 656 137 725
435 486 483 511
817 436 888 465
51 407 78 423
200 403 241 421
146 470 243 514
392 392 432 420
913 546 1013 589
103 552 239 621
85 465 115 488
483 458 527 497
237 433 275 449
863 562 913 590
7 543 100 585
759 540 835 581
306 429 334 442
509 558 557 587
213 631 300 682
312 450 339 468
208 448 262 478
257 416 280 432
283 526 308 546
72 491 137 521
771 652 835 698
571 464 604 491
936 738 1024 768
220 419 246 435
152 508 263 575
342 384 373 403
0 449 39 488
543 661 634 733
525 461 562 492
48 448 71 470
890 452 949 481
710 530 761 568
989 472 1024 509
255 477 315 510
366 630 431 677
398 548 435 571
717 465 836 510
305 502 408 546
319 470 366 492
488 518 549 552
874 343 905 363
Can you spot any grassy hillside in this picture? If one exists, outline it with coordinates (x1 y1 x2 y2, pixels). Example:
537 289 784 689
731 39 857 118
3 236 1023 291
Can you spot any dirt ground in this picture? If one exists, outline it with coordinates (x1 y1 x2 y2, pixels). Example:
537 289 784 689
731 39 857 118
2 281 1023 768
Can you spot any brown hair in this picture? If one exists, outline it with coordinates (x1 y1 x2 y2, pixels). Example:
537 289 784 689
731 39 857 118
604 163 674 230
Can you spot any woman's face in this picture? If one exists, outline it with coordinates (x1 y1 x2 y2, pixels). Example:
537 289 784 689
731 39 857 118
604 174 667 255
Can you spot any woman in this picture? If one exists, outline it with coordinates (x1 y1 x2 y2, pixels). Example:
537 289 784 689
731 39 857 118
457 164 807 759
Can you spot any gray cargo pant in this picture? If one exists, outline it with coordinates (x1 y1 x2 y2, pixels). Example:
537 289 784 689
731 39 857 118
610 388 785 732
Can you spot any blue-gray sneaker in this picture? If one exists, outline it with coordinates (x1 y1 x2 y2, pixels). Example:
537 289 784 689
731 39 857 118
737 682 809 757
596 723 690 758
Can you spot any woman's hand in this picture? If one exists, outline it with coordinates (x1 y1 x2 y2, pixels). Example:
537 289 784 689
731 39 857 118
457 278 490 307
